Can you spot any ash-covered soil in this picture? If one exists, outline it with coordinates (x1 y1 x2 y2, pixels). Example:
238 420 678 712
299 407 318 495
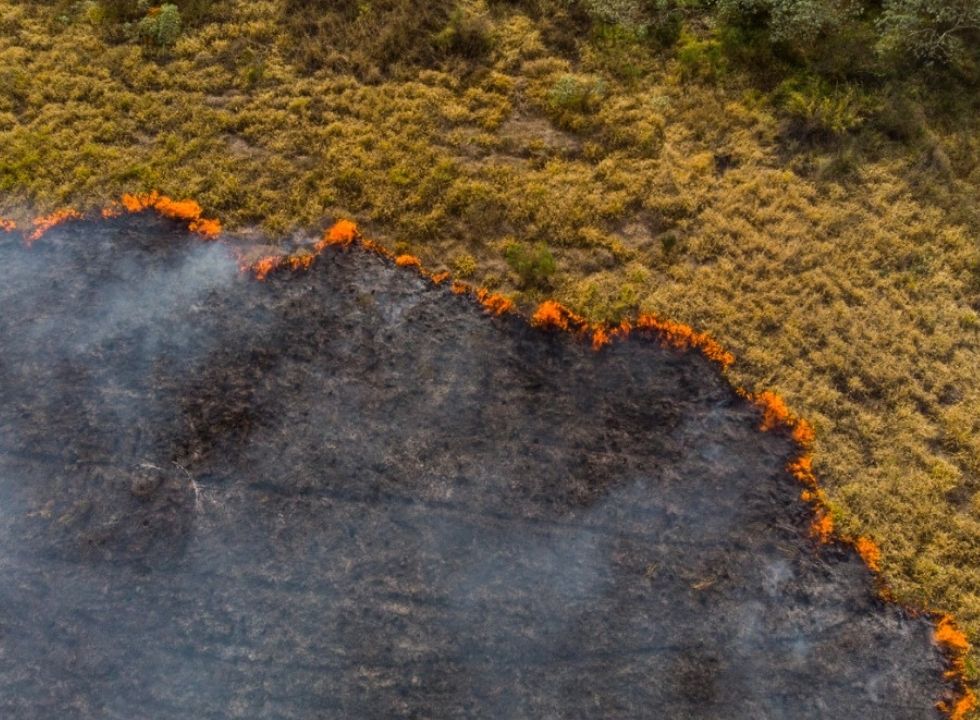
0 216 947 719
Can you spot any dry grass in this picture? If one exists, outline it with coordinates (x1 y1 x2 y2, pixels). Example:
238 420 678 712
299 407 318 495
1 0 978 693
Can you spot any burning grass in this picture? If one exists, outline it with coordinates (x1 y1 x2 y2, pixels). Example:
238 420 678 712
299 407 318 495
11 207 978 716
936 615 978 720
15 193 223 248
27 209 83 244
118 192 222 238
1 212 962 718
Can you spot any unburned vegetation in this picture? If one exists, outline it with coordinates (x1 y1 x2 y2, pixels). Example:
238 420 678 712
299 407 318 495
0 0 978 700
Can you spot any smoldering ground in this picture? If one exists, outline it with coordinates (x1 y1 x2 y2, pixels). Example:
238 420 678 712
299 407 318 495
0 215 950 718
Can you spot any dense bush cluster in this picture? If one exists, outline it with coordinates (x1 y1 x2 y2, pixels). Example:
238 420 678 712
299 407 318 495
578 0 979 70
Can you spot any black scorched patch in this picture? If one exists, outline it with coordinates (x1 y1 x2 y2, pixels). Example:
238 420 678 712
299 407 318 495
0 216 946 719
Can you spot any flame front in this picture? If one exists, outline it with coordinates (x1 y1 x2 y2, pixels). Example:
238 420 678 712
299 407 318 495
16 203 976 716
27 209 83 244
934 616 977 719
120 192 222 238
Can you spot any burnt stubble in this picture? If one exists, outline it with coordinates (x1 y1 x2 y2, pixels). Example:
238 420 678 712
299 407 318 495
0 216 946 719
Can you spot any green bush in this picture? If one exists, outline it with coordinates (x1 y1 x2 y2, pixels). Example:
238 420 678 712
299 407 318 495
433 2 494 59
778 76 872 137
676 29 726 80
504 240 557 289
96 0 213 24
137 4 182 47
548 73 607 113
579 0 647 26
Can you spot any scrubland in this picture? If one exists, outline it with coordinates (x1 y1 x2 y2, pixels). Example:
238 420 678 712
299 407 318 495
0 0 978 690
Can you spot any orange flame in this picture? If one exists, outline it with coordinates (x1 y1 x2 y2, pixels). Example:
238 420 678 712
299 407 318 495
749 390 792 432
810 512 835 543
315 219 358 251
252 256 282 281
788 455 817 488
395 254 421 268
936 615 971 656
854 536 882 573
634 314 735 368
591 325 611 350
945 692 978 720
750 385 976 720
934 615 977 719
531 300 587 333
27 209 83 244
476 288 515 316
529 301 734 367
429 271 451 285
0 217 16 232
248 220 361 281
792 418 816 447
119 192 222 238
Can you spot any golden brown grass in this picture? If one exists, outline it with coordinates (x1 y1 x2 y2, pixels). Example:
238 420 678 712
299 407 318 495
0 0 978 697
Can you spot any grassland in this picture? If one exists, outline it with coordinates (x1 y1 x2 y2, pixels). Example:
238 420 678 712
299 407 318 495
1 0 978 690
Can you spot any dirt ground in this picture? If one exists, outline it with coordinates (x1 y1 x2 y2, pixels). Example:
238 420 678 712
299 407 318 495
0 216 950 718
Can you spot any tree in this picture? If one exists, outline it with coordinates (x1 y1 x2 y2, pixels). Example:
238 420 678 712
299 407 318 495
877 0 980 64
716 0 858 43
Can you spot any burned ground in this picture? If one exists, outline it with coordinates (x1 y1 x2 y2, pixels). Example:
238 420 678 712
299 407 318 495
0 216 949 719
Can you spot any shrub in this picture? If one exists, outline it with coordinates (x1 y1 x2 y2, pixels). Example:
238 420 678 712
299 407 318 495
778 76 871 137
676 29 726 80
548 73 607 113
546 73 607 130
433 2 494 59
453 253 478 277
579 0 648 26
597 95 666 156
504 240 557 289
97 0 214 25
137 4 181 47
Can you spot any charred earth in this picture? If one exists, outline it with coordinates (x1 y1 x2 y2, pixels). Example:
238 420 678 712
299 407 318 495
0 216 949 718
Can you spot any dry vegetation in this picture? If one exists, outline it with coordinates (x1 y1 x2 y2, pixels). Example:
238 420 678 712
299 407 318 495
0 0 978 695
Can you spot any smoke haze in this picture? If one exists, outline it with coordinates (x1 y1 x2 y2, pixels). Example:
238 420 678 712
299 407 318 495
0 216 947 719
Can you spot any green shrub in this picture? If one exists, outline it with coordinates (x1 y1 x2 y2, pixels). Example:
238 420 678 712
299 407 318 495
676 28 726 80
137 4 181 47
548 73 607 113
433 2 493 59
96 0 214 24
579 0 647 26
504 240 557 289
778 76 872 136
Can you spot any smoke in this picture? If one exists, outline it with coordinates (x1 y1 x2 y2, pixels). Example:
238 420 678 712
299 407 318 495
0 216 949 719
